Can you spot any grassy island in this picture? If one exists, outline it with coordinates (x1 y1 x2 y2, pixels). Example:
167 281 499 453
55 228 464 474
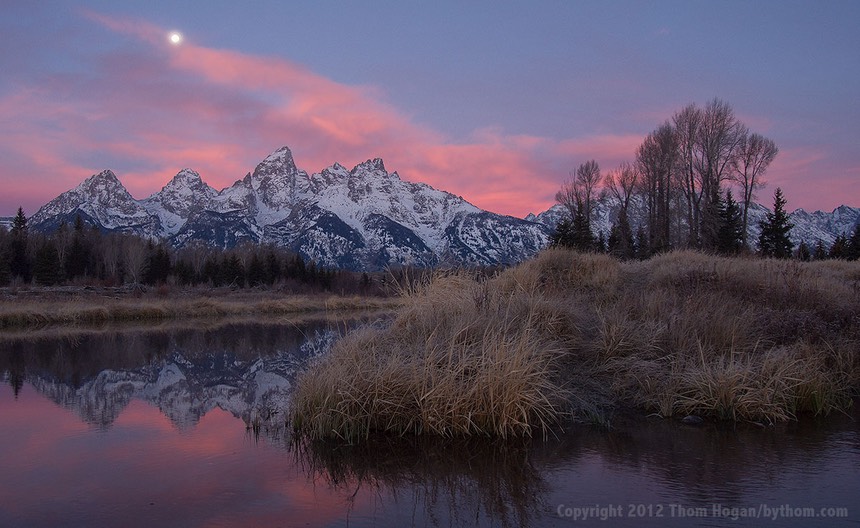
291 249 860 441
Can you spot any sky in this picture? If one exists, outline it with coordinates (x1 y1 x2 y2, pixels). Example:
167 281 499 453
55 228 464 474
1 0 858 218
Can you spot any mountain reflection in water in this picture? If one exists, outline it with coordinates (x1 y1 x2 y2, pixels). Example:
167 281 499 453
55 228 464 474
1 319 858 527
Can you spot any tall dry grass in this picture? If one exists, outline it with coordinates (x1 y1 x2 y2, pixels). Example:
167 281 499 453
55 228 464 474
292 249 860 439
291 272 568 441
0 291 402 329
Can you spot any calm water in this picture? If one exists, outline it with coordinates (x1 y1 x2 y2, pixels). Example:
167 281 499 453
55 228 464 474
1 320 858 527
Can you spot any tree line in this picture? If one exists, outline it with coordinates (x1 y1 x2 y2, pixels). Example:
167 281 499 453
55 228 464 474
0 209 384 293
551 98 860 261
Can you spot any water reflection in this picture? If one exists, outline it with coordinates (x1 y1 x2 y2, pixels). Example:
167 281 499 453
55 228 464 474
293 435 548 528
0 318 348 430
1 320 858 527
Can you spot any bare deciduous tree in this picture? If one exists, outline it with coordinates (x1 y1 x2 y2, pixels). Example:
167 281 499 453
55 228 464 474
637 122 678 252
732 132 778 247
122 235 148 285
556 160 602 223
673 103 703 244
606 162 638 214
695 99 746 249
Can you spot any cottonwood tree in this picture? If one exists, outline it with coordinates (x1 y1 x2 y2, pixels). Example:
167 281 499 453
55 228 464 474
732 132 778 247
673 104 704 245
556 160 602 224
636 122 677 252
555 160 602 252
695 99 746 250
605 162 638 259
122 235 149 284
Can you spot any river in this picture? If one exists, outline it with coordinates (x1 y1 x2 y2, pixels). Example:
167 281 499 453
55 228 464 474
1 318 857 527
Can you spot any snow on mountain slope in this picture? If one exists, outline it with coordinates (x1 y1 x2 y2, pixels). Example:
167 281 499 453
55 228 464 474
142 169 217 237
31 170 161 237
31 146 549 269
528 199 859 250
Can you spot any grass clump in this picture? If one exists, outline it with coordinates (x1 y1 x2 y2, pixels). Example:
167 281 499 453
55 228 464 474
292 249 860 440
291 271 569 441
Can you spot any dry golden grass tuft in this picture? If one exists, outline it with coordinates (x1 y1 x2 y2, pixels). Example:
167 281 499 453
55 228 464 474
292 249 860 440
291 272 569 441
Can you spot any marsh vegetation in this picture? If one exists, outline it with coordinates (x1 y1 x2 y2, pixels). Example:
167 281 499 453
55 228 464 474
292 249 860 440
0 287 401 330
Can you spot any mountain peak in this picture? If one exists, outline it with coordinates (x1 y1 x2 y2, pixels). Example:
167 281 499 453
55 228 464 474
175 168 201 180
146 168 216 218
254 146 298 178
88 169 120 184
78 169 128 197
351 158 386 176
160 169 205 191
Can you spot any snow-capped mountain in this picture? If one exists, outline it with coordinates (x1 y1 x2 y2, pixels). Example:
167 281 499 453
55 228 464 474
31 147 549 270
32 169 162 237
526 199 859 250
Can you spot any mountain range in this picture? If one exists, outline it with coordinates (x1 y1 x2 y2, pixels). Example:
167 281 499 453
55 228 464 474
26 146 548 270
4 145 858 268
527 201 860 251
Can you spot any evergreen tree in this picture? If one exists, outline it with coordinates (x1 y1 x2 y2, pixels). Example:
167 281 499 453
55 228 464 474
12 207 27 233
829 234 848 259
716 190 743 255
570 206 596 251
0 251 11 286
246 252 266 287
264 251 281 285
33 242 63 286
795 241 811 262
549 218 574 248
173 259 195 285
758 188 794 259
634 225 650 260
813 240 827 261
596 231 607 253
551 205 596 252
145 244 171 284
223 254 245 287
9 207 30 281
846 223 860 261
607 210 635 260
202 256 222 286
65 234 90 279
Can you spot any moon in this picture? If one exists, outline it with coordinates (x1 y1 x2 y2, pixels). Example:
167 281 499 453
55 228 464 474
169 32 183 45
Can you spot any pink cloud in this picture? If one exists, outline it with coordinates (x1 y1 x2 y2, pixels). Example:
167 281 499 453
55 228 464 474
764 146 858 212
0 12 648 219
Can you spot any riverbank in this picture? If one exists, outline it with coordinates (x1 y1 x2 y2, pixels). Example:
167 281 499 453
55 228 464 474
0 285 402 329
291 249 860 441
